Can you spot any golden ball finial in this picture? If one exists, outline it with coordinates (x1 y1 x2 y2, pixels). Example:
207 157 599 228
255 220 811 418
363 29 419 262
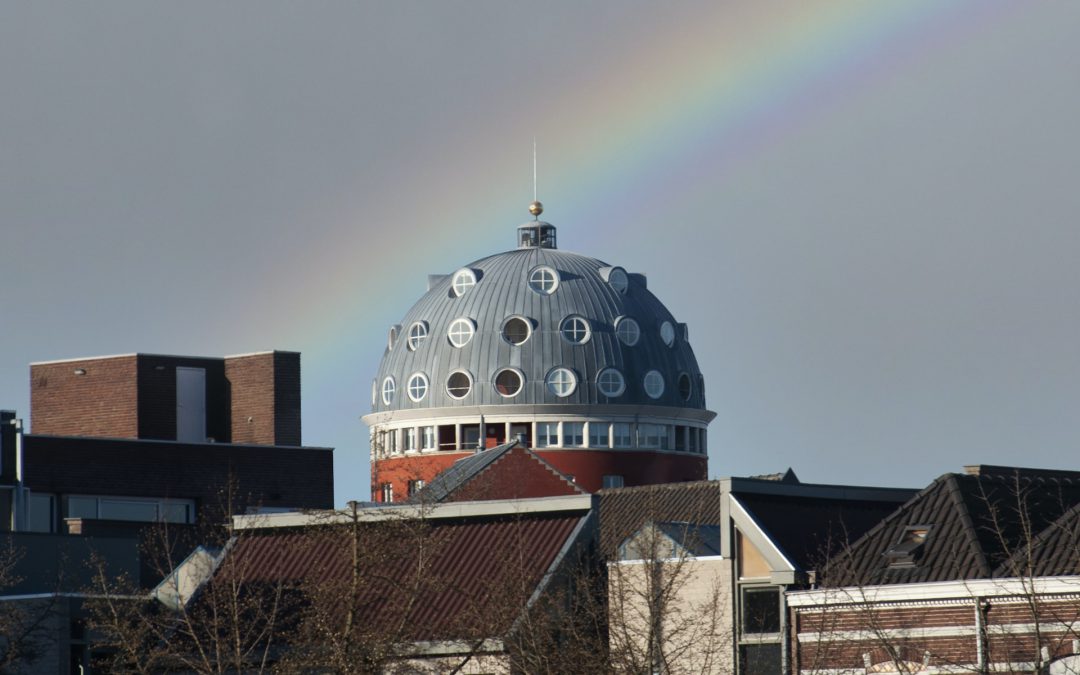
528 200 543 217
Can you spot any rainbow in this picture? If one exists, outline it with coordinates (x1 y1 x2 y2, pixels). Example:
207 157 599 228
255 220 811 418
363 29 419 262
223 1 1016 491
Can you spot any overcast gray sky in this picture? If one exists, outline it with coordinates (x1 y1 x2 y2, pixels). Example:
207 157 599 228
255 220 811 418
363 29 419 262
2 2 1079 503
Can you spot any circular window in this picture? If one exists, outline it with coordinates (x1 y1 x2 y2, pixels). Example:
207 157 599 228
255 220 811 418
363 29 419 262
596 368 626 397
678 373 692 401
406 372 429 402
698 374 706 400
371 379 377 406
528 266 559 295
407 321 429 351
502 316 532 345
643 370 665 399
387 325 400 351
451 269 477 297
381 377 396 405
660 321 676 347
447 318 475 348
546 367 577 397
446 370 473 399
494 368 524 397
560 316 591 344
615 317 641 346
608 267 629 294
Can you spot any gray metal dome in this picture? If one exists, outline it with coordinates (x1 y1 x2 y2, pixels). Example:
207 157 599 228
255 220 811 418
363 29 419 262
371 226 705 413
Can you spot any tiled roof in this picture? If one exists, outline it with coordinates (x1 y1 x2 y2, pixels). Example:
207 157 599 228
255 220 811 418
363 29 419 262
413 441 584 503
821 466 1080 586
219 509 588 642
598 481 722 556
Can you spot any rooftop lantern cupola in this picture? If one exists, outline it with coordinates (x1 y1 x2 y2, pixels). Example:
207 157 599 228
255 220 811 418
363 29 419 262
517 201 556 249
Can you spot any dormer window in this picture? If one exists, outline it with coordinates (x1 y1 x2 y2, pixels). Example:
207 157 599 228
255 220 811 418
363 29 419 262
884 525 931 568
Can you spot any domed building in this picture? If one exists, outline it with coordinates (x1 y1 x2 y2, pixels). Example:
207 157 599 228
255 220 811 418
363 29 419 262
362 205 714 501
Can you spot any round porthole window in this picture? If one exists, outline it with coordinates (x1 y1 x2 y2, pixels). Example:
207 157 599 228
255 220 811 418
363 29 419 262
660 321 676 347
643 370 665 399
407 372 429 402
596 368 626 398
381 376 396 405
560 316 591 344
608 267 629 294
678 372 692 401
371 379 377 406
451 269 477 297
502 316 532 345
387 325 400 351
407 321 429 351
528 266 559 295
545 367 577 397
494 368 524 397
615 316 641 346
447 318 475 348
446 370 472 399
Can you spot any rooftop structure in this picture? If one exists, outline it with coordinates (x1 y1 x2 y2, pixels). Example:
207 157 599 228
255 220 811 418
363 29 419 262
363 206 715 499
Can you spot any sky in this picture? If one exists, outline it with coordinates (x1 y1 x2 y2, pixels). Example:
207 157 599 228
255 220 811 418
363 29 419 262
2 2 1080 505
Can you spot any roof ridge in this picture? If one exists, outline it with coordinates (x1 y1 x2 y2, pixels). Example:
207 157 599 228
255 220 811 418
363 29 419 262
598 479 720 495
944 473 993 577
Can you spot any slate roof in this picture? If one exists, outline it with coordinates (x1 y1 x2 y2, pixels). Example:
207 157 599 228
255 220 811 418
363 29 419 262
219 508 590 642
372 242 706 412
821 465 1080 586
411 440 585 503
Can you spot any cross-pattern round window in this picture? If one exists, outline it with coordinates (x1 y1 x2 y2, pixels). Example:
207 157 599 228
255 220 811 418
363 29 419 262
608 267 629 294
494 368 524 397
528 266 559 295
660 321 676 347
447 318 475 348
407 321 429 351
381 377 396 405
451 269 477 297
643 370 665 399
502 316 532 345
407 372 428 402
678 372 692 401
615 317 641 346
560 316 591 344
446 370 472 399
596 368 626 397
546 367 577 397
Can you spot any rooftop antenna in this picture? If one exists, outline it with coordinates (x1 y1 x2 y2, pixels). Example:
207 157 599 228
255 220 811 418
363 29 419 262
529 137 543 219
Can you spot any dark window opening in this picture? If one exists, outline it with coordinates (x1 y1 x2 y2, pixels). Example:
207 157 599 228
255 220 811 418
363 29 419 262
461 424 481 450
742 586 781 634
739 644 782 675
438 425 456 450
510 423 531 447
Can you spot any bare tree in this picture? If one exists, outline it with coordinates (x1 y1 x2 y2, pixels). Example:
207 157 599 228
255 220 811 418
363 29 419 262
0 540 61 671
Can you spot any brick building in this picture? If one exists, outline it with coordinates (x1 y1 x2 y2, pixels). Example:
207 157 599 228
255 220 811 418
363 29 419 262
1 351 333 533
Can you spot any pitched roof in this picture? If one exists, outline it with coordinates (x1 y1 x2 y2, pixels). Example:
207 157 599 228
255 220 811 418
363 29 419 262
219 507 591 642
412 440 585 503
598 481 722 556
821 466 1080 586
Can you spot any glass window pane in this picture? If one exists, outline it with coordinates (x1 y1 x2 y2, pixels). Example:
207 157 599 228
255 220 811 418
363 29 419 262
536 422 558 448
613 423 633 448
100 500 159 523
67 496 97 520
589 423 609 448
27 493 54 533
742 587 781 634
739 644 782 675
161 502 191 524
563 423 584 447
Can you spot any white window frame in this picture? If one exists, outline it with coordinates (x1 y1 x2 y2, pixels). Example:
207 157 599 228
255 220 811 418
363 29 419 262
589 422 610 448
445 370 473 400
447 317 476 348
615 316 641 346
545 367 577 397
422 426 436 450
562 422 584 447
536 421 559 448
407 321 429 351
678 372 693 401
660 321 676 347
643 370 665 399
613 422 633 448
560 315 591 344
451 268 477 297
501 315 532 346
493 368 525 398
528 265 560 295
406 372 429 402
608 267 629 294
381 377 396 405
596 368 626 398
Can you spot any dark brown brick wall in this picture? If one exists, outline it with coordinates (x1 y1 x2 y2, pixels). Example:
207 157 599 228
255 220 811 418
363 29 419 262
23 435 333 518
224 351 300 447
31 356 139 438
